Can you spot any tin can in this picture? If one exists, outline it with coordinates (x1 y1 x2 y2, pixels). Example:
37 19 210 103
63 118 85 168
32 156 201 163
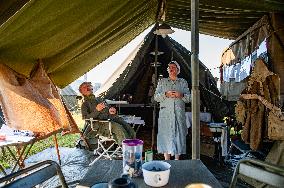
145 150 153 162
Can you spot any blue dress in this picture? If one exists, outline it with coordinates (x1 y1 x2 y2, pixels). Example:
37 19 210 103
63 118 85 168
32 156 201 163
154 78 191 155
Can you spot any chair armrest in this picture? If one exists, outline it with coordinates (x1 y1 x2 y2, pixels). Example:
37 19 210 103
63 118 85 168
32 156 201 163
0 160 67 188
242 159 284 173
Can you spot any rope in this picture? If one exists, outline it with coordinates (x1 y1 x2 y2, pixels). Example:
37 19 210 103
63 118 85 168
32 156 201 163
200 85 223 100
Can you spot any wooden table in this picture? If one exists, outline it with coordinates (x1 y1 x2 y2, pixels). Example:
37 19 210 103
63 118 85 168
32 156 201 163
78 160 223 188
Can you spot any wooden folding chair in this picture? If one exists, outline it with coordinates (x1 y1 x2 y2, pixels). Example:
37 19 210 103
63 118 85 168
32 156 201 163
230 158 284 188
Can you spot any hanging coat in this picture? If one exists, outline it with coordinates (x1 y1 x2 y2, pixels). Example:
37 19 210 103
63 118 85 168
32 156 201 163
154 78 191 155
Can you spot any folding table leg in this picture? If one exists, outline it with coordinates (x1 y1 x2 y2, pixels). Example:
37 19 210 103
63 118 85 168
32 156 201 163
6 141 35 174
6 145 27 173
20 142 35 165
0 164 7 176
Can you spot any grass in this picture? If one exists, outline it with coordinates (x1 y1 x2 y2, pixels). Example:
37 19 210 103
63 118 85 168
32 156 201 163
0 112 85 169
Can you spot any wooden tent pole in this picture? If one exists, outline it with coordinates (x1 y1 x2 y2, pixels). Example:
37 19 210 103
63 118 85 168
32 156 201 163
191 0 200 160
53 134 62 165
152 32 159 150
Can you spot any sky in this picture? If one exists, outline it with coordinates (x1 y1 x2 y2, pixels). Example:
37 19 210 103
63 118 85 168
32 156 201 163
75 25 233 85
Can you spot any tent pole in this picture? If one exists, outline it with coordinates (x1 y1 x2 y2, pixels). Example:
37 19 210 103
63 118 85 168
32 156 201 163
53 134 62 165
191 0 200 159
152 33 159 150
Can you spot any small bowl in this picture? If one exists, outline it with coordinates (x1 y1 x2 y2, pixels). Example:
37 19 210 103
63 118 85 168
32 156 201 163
142 161 171 187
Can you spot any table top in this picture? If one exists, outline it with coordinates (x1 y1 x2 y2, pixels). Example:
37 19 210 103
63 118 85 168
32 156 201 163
105 100 128 105
78 160 223 188
116 103 154 108
119 115 145 125
0 135 35 147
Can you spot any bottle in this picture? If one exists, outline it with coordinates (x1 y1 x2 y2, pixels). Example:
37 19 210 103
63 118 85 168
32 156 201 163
145 150 153 162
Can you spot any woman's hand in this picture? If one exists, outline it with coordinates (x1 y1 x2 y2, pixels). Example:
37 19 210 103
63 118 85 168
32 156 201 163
165 90 176 98
96 102 106 111
173 91 183 98
166 90 183 98
109 107 117 115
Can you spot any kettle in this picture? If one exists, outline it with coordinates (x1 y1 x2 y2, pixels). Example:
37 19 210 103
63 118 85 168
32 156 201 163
108 174 137 188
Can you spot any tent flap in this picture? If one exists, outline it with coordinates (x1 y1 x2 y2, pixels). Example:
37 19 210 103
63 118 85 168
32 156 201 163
0 62 78 138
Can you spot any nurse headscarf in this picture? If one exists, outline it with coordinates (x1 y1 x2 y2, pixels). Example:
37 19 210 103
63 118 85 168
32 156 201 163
167 61 180 75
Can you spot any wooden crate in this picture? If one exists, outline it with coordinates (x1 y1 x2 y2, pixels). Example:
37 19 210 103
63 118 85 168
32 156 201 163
200 143 215 157
200 122 213 137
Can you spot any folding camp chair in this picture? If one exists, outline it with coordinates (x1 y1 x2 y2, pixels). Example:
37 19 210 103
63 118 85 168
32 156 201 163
88 118 122 166
0 160 67 188
229 158 284 188
225 139 251 163
229 139 251 155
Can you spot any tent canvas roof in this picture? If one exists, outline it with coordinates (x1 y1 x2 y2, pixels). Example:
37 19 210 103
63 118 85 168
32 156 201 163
0 0 283 87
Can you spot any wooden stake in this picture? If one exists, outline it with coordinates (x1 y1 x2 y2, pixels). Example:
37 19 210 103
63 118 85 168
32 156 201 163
53 134 61 165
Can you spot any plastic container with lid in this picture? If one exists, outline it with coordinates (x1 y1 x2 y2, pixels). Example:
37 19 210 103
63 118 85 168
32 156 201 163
122 139 143 177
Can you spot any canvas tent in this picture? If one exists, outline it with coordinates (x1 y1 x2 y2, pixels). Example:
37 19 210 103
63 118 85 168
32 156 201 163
96 29 232 122
0 0 283 160
0 0 283 88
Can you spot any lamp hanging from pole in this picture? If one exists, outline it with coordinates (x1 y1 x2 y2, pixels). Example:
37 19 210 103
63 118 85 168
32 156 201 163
153 0 174 38
154 23 175 38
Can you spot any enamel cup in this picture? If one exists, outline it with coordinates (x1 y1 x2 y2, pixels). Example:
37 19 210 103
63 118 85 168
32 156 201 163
142 161 171 187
